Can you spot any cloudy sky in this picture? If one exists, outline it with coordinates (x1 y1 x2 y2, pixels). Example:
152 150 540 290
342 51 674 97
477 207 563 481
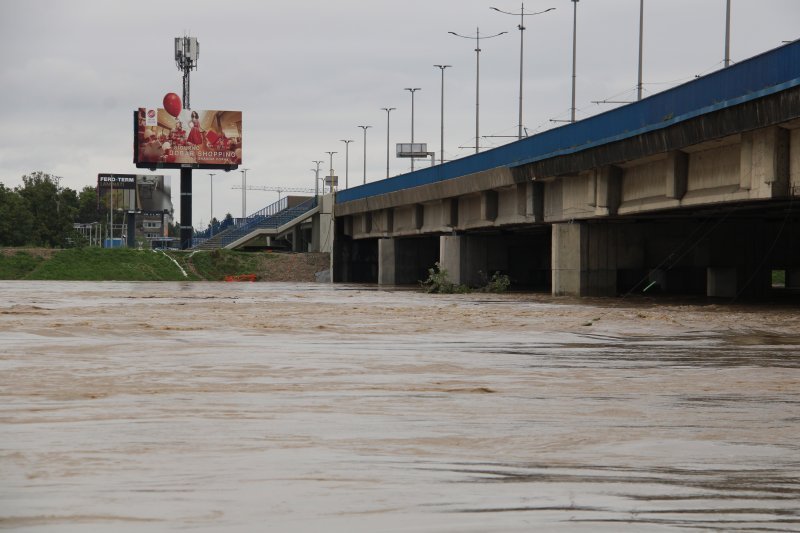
1 0 797 228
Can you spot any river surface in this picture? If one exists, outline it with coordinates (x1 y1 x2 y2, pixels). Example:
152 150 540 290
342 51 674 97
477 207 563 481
1 281 799 532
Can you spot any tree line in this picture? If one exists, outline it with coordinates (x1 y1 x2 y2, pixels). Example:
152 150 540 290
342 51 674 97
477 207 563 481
0 171 175 247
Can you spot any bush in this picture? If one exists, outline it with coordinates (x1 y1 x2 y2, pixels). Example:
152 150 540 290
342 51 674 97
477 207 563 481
420 262 470 294
421 264 512 294
480 271 511 293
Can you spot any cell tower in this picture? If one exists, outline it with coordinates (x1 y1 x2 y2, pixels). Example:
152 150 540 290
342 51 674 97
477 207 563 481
174 36 199 109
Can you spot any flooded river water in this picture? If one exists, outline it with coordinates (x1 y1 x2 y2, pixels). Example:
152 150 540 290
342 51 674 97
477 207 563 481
1 281 799 532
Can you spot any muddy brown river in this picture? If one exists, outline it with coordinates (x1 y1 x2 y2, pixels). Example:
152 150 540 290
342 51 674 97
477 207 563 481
1 281 799 531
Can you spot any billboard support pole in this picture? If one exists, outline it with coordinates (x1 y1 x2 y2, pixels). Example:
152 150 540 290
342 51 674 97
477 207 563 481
180 168 193 249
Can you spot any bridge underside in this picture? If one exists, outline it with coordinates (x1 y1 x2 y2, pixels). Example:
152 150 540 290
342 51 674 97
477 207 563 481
334 88 800 298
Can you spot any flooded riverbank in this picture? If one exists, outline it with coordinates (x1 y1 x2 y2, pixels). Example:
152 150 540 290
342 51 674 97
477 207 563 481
1 281 798 531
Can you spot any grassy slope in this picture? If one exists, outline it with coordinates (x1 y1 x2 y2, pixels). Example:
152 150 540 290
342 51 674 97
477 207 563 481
0 248 329 282
0 251 46 279
25 249 192 281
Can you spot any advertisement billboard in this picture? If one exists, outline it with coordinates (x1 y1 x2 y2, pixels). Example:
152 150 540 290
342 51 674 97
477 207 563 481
97 174 173 214
134 108 242 170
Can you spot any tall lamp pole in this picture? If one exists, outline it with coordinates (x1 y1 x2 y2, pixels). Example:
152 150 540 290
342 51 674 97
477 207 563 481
490 4 554 140
340 139 354 189
358 125 371 184
570 0 578 122
381 107 396 178
325 151 337 191
637 0 644 100
312 160 323 196
404 88 421 171
239 168 249 218
724 0 731 67
208 172 215 236
433 65 451 164
449 28 507 153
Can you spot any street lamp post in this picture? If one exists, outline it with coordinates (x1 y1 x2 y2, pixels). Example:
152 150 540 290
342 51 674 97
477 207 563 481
724 0 731 67
340 139 354 189
570 0 578 122
312 160 323 196
208 172 215 236
637 0 644 100
381 107 396 178
490 4 554 140
239 168 249 218
325 151 337 191
449 27 507 153
433 65 451 164
358 125 371 184
404 88 421 171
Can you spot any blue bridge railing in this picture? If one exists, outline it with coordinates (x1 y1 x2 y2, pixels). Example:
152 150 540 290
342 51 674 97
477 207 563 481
337 40 800 205
216 197 318 248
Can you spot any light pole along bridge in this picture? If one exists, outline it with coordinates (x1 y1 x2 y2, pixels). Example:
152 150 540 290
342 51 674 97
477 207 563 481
331 40 800 298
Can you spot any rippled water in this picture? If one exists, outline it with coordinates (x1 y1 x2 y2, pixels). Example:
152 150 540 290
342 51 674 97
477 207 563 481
1 281 799 532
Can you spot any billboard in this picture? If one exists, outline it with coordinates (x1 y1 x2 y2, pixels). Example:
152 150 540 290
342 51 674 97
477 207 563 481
97 174 173 214
134 108 242 170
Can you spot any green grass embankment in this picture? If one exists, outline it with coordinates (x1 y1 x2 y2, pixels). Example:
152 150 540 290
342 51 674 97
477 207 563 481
1 248 192 281
0 248 330 282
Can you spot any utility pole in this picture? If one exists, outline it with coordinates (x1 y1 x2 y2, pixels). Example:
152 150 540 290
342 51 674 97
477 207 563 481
358 125 371 184
404 88 421 171
312 160 323 196
208 173 215 236
490 4 554 139
174 35 199 248
381 107 396 178
340 139 354 188
240 168 249 218
433 65 451 164
449 28 507 153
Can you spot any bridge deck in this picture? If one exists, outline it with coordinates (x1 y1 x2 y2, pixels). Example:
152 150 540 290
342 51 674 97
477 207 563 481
336 41 800 206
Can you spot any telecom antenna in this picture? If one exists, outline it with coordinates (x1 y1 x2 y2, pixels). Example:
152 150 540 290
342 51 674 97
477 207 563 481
174 36 199 109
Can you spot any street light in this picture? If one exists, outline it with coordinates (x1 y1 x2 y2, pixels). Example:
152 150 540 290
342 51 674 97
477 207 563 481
381 107 396 178
433 65 451 164
325 151 337 191
208 172 215 236
570 0 578 122
448 27 507 153
239 168 249 218
724 0 731 67
490 4 555 139
404 88 421 171
312 160 323 196
358 125 371 184
637 0 644 100
340 139 354 189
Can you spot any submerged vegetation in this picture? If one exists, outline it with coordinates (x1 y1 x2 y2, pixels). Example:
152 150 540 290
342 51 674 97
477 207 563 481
420 262 511 294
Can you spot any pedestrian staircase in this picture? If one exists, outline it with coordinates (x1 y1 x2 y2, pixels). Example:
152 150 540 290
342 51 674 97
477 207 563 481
192 196 317 250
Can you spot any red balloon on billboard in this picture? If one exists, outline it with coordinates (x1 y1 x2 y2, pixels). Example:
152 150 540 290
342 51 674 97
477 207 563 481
163 93 182 117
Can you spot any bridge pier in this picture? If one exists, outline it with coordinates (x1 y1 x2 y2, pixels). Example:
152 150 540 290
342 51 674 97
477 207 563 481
378 237 438 285
551 222 622 297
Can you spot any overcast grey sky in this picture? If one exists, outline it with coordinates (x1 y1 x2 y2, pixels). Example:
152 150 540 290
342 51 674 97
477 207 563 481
1 0 797 228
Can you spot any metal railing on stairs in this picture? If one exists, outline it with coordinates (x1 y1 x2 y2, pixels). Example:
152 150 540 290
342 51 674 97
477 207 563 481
192 197 317 250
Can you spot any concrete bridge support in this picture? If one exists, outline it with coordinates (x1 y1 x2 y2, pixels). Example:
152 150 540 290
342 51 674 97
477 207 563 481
439 232 550 289
378 237 439 285
332 222 378 283
551 222 623 297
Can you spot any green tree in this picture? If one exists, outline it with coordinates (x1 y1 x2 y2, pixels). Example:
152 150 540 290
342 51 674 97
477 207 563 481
0 184 34 246
76 186 100 223
16 171 76 246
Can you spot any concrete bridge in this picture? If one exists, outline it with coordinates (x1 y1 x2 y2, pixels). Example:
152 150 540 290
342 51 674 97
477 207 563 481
330 41 800 298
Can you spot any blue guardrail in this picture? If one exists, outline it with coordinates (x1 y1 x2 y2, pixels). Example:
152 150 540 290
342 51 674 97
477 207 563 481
337 40 800 205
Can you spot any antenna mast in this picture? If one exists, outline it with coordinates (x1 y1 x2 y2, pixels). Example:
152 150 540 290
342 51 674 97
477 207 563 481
174 36 199 109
